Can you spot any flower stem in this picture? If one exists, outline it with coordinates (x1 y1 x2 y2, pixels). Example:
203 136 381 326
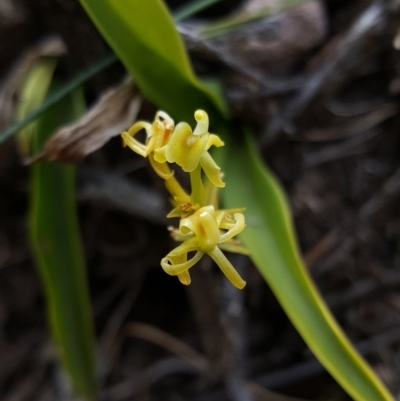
190 164 204 206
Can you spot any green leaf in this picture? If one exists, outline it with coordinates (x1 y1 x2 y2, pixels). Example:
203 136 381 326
222 132 394 401
173 0 223 22
19 62 97 400
78 0 226 126
198 0 313 39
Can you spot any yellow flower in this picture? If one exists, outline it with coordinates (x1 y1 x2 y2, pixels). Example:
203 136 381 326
161 206 247 289
121 111 175 179
155 110 225 188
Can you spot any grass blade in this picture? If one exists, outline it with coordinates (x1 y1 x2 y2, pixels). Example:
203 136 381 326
222 132 394 401
18 61 97 400
174 0 223 22
78 0 226 125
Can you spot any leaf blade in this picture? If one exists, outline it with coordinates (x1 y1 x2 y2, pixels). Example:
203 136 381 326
78 0 226 124
19 62 97 400
222 132 394 401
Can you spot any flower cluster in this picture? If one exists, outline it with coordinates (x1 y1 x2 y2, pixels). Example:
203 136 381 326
121 110 247 289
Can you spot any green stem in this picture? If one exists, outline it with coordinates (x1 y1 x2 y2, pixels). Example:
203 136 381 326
190 164 204 205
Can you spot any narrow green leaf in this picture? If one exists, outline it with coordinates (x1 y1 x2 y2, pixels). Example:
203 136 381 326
222 132 394 401
78 0 226 125
199 0 312 39
173 0 223 22
19 62 97 400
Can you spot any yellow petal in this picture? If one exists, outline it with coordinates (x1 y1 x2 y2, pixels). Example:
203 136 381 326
219 213 246 243
198 209 220 252
127 121 152 138
148 154 173 179
166 122 208 172
178 270 191 285
179 205 215 237
206 134 224 149
156 110 174 132
121 132 147 157
208 246 246 289
168 237 200 256
200 152 225 188
161 250 203 276
153 146 168 163
193 110 209 136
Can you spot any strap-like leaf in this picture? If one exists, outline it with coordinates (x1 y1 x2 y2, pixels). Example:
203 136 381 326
79 0 226 125
18 62 97 400
222 132 394 401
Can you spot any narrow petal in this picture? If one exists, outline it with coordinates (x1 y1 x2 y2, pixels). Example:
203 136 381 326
219 213 246 243
161 251 204 276
206 134 224 149
121 132 147 157
200 152 225 188
166 252 192 285
167 237 200 256
208 246 246 289
198 209 220 252
178 270 191 285
193 110 209 136
127 121 152 138
148 154 173 179
156 110 174 131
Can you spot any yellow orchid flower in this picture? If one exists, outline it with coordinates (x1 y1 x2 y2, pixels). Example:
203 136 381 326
155 110 225 189
161 205 247 289
121 111 175 179
121 112 192 205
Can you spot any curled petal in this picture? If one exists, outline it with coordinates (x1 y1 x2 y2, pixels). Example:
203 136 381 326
193 110 209 136
208 246 246 289
161 250 204 276
198 209 220 252
156 110 174 131
219 213 246 243
127 121 152 138
168 237 200 257
206 134 224 149
200 152 225 188
179 205 215 236
122 121 153 157
148 154 173 179
166 122 208 172
121 132 147 157
165 252 192 285
149 120 166 151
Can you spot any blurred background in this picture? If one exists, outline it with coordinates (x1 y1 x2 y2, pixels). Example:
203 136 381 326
1 0 400 400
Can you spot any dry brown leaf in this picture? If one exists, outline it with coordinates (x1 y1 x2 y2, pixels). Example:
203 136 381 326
29 77 141 164
0 37 66 131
